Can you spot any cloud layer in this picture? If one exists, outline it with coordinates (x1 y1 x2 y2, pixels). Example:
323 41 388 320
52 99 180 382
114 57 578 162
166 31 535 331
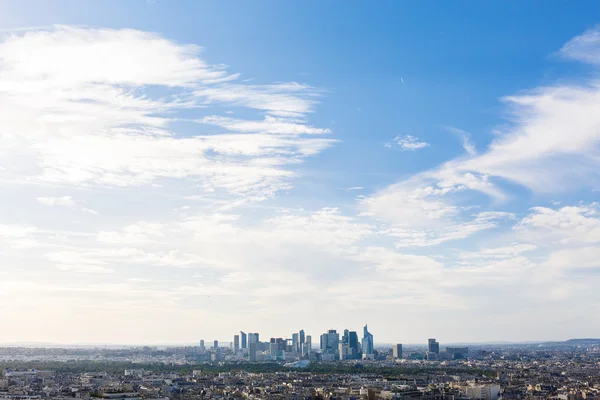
1 26 600 344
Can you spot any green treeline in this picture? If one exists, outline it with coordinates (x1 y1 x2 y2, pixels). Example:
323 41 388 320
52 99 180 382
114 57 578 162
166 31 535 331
0 360 494 378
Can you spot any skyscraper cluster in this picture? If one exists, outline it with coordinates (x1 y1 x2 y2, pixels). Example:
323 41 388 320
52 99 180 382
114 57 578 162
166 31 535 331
320 325 374 360
195 325 440 363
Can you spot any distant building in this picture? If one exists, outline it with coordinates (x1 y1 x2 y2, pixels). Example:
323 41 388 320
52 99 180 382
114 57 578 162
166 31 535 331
248 332 259 344
213 340 219 350
233 335 240 353
393 344 403 359
465 383 500 400
299 329 305 347
199 340 205 353
240 331 247 349
292 333 299 353
362 325 374 355
339 343 349 360
428 338 440 354
320 329 339 355
348 331 359 359
303 335 312 357
249 342 257 362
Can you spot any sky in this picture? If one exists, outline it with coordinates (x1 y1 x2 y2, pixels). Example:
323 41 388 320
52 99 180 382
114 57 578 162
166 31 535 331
1 0 600 345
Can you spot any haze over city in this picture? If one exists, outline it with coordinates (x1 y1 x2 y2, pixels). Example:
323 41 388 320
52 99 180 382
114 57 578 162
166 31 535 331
2 1 600 347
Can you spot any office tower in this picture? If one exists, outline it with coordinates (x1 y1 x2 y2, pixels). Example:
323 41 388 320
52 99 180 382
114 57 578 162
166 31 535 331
213 340 218 350
233 335 240 353
306 335 312 355
199 340 205 353
249 342 257 362
320 329 339 355
292 333 299 353
348 331 359 359
299 330 305 347
428 338 440 354
393 344 402 359
343 329 349 345
248 333 259 344
339 343 349 360
240 331 247 349
269 341 278 356
362 325 374 355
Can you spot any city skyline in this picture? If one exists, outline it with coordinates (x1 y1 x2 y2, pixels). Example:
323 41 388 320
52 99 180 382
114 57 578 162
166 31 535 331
1 1 600 345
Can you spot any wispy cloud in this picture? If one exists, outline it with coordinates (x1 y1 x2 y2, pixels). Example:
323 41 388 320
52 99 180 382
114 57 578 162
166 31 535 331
0 26 334 200
37 196 76 207
390 135 430 151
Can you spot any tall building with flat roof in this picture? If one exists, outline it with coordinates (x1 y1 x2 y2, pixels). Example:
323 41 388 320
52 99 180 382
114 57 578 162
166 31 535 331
249 342 257 362
213 340 219 350
248 332 259 344
233 335 240 353
199 340 205 353
348 331 359 359
393 344 402 359
428 338 440 354
240 331 247 349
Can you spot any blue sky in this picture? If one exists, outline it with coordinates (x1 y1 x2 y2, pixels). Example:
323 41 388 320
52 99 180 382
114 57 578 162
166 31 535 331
1 1 600 345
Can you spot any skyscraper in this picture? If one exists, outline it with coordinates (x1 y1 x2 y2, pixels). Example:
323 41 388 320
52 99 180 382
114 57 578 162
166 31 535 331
428 338 440 354
362 325 374 355
240 331 247 349
249 342 257 362
343 329 349 345
299 330 305 348
393 344 402 359
292 333 299 353
320 329 339 355
213 340 219 350
248 332 259 344
199 340 205 353
233 335 240 353
305 335 312 356
348 331 359 359
339 342 349 360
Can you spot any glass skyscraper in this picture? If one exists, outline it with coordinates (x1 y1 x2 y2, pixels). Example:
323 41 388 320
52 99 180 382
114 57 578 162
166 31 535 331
362 325 374 355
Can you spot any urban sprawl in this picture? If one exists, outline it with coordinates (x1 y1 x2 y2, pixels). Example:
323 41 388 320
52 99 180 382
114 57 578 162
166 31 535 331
1 329 600 400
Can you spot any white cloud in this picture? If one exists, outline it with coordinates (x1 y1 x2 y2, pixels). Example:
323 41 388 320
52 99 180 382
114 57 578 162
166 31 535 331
559 26 600 64
392 135 430 151
516 204 600 246
200 115 331 135
0 26 334 200
37 196 76 207
446 126 477 156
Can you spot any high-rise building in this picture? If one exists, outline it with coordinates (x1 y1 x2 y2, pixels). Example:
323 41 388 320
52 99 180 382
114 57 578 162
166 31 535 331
339 342 349 360
240 331 247 349
362 325 374 355
306 335 312 355
248 333 259 344
249 342 257 362
428 338 440 354
348 331 359 359
393 344 402 359
299 330 305 347
213 340 219 350
199 340 205 353
233 335 240 353
343 329 349 345
292 333 299 353
320 329 339 355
